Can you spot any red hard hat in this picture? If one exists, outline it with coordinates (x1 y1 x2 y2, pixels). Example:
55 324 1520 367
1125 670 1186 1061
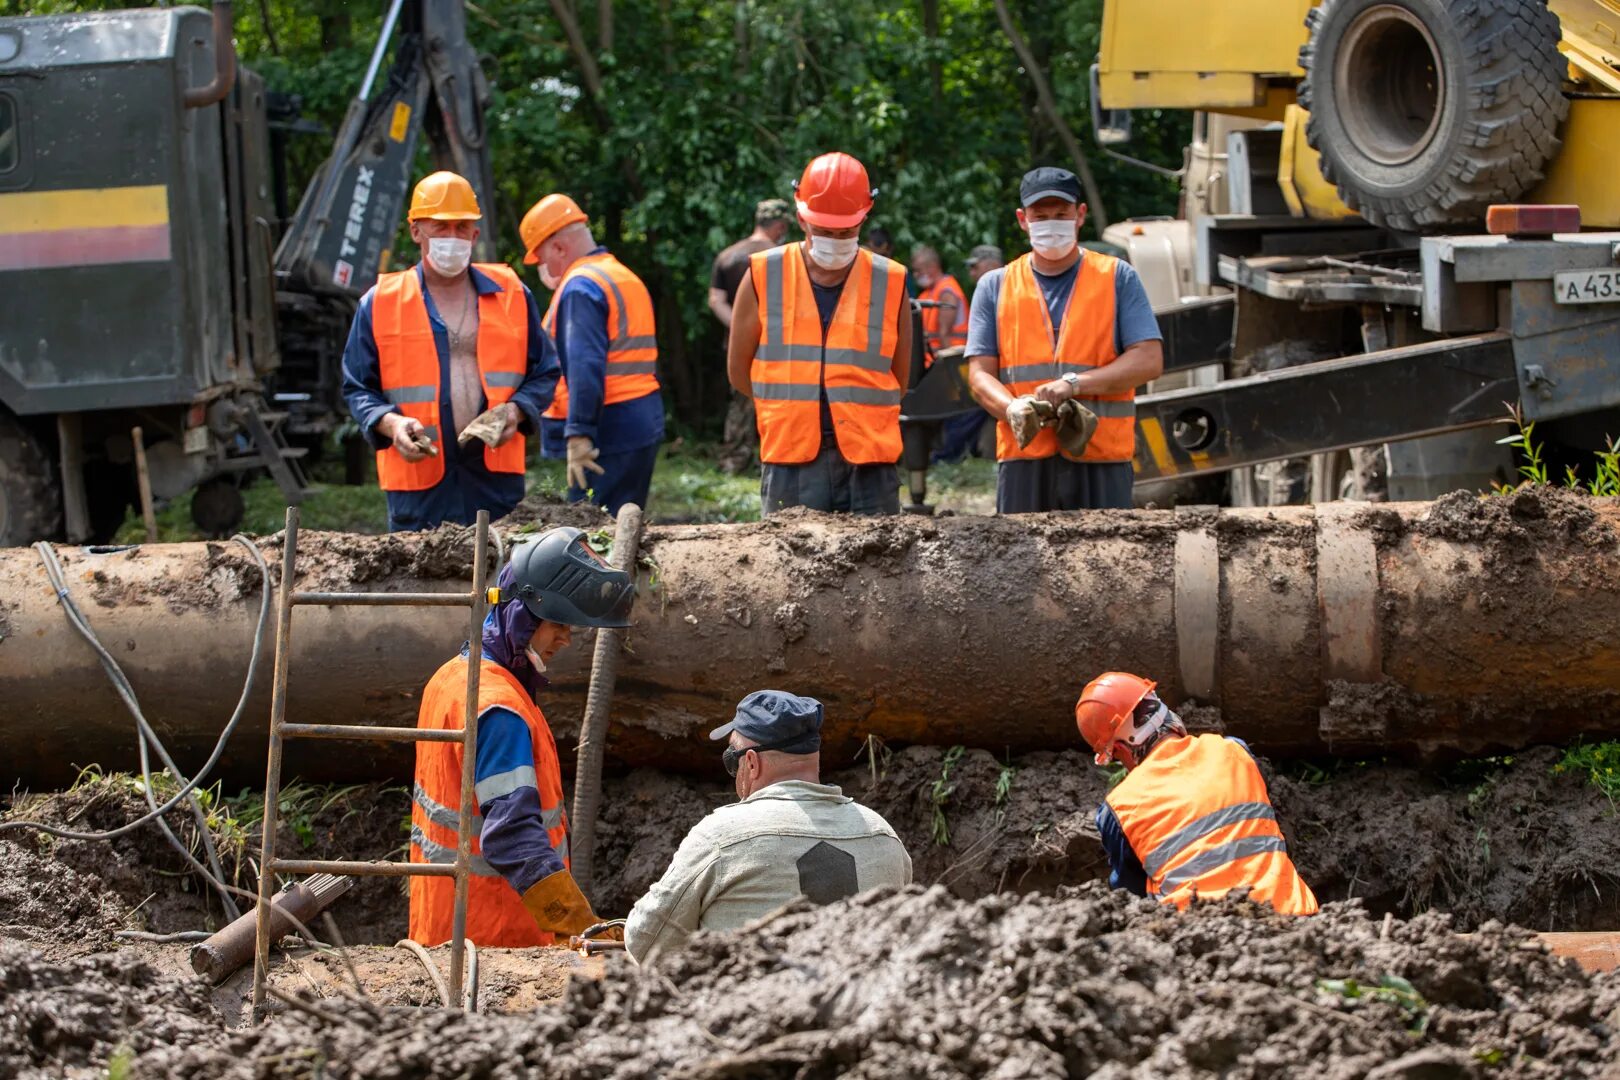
794 152 875 229
1075 672 1157 765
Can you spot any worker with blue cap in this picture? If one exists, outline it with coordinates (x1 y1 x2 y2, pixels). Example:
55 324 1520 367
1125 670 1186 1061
624 690 913 965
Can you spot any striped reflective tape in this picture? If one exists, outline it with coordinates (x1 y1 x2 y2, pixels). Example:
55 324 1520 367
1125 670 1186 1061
473 765 537 805
384 385 438 405
411 783 484 832
409 825 499 876
753 382 820 402
1158 835 1288 893
826 385 901 407
1142 802 1276 879
484 371 526 389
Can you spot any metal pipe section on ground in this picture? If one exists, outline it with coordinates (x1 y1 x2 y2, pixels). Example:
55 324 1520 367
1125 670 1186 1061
1 493 1616 788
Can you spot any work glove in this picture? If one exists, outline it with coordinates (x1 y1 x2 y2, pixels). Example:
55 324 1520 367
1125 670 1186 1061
1054 399 1099 461
1004 395 1046 450
521 868 605 939
387 415 438 462
566 436 605 491
458 403 519 449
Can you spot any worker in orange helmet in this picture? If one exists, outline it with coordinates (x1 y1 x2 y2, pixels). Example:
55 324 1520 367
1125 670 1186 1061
1076 672 1318 916
726 152 913 516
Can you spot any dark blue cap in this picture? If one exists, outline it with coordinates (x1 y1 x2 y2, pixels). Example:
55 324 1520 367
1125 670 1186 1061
1020 166 1082 207
708 690 823 753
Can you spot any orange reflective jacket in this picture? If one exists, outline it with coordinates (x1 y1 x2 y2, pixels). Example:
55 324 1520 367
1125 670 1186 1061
993 251 1135 463
540 252 660 422
408 655 571 947
748 243 906 465
371 265 530 491
919 273 968 352
1106 734 1318 915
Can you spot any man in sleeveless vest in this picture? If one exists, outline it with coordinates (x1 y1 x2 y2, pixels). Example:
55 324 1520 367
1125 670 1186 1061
1075 672 1319 916
965 167 1165 513
911 245 968 358
409 526 636 947
625 690 912 966
521 194 664 516
342 171 560 531
726 152 913 516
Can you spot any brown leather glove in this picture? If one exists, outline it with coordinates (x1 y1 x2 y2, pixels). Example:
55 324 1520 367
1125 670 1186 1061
520 869 602 938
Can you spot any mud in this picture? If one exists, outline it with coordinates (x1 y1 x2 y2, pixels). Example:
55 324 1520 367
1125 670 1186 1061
136 886 1620 1079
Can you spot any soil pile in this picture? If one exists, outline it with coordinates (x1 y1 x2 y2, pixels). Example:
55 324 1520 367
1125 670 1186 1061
141 885 1620 1079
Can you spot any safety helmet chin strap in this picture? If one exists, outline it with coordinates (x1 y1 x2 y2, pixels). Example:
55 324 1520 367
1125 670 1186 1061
1114 696 1187 767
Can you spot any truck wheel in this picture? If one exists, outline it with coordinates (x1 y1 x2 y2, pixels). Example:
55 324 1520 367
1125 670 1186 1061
0 411 62 546
1298 0 1568 231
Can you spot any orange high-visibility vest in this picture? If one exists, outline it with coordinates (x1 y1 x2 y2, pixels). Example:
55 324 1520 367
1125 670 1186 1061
1106 734 1318 915
919 273 968 352
408 655 571 947
540 252 660 422
992 251 1135 463
748 243 906 465
371 265 530 491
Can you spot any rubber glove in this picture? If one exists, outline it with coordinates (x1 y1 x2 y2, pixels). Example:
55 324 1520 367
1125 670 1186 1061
521 868 604 938
566 436 605 491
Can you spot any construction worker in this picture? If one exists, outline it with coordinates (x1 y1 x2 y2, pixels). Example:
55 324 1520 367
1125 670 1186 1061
624 690 912 965
726 152 913 516
409 526 636 947
911 245 968 356
1076 672 1319 916
965 243 1003 284
342 171 560 532
520 194 664 516
709 198 795 474
965 167 1165 513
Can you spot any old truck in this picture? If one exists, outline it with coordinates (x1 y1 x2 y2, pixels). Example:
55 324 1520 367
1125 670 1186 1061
1091 0 1620 503
0 0 494 544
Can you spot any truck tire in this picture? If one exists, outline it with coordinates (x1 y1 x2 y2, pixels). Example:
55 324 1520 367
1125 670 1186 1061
0 411 62 546
1298 0 1568 231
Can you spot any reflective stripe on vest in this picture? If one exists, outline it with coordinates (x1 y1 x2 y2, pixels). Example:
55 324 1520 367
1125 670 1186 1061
992 251 1135 463
1105 734 1318 916
408 656 572 947
540 252 660 420
748 243 905 465
920 274 969 351
371 264 530 490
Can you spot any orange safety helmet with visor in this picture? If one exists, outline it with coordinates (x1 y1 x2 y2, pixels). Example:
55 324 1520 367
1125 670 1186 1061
793 152 878 229
1075 672 1181 769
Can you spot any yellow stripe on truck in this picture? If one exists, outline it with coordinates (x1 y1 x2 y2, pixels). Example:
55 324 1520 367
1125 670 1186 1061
1137 415 1178 476
0 185 169 234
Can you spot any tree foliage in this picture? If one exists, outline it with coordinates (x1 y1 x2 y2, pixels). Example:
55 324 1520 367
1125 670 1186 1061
10 0 1190 431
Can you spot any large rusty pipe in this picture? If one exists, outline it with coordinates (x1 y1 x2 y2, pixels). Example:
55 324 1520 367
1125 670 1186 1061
0 493 1615 788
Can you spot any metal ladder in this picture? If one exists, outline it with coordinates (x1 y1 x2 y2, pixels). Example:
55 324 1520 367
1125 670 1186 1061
251 506 491 1014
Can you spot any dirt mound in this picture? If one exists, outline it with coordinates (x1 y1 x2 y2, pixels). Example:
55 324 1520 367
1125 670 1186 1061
0 838 129 951
0 940 218 1079
140 885 1620 1079
588 744 1620 932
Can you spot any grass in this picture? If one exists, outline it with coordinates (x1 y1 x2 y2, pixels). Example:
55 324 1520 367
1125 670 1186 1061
1315 975 1430 1036
114 439 1000 540
1494 403 1620 495
929 745 966 846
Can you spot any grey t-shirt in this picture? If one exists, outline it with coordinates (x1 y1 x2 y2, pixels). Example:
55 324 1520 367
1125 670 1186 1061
965 256 1162 361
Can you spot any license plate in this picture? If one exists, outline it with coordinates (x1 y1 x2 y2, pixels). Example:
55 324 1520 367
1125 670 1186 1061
1554 268 1620 305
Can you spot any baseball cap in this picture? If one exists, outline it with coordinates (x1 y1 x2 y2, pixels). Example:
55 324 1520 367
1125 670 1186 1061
755 198 793 226
1020 167 1082 207
966 243 1003 267
709 690 823 753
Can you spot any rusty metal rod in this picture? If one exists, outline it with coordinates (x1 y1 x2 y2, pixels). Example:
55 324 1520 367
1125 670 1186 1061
193 873 353 985
448 511 489 1010
291 591 472 607
271 858 457 877
280 723 463 743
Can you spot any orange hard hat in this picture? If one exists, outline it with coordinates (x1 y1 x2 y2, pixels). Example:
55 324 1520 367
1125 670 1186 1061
793 152 876 229
1075 672 1157 765
408 171 482 222
521 194 589 264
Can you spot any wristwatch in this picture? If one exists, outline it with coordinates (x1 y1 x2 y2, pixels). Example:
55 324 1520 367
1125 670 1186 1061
1061 372 1081 389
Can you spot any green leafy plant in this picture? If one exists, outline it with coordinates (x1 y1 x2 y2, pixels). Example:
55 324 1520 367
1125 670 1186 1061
1316 975 1430 1035
929 745 966 846
1552 740 1620 806
1494 403 1549 489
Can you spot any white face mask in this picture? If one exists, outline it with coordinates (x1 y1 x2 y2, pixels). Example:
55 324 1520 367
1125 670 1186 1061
426 236 474 277
539 264 560 291
808 235 860 270
1026 218 1078 258
525 644 547 674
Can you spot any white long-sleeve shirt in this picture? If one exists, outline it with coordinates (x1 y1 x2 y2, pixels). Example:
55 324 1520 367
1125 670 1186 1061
625 780 912 965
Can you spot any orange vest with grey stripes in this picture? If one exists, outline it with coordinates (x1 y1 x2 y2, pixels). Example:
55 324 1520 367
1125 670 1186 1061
540 252 660 422
748 243 906 466
409 655 570 947
1106 734 1318 915
919 273 969 352
371 264 530 491
993 251 1135 463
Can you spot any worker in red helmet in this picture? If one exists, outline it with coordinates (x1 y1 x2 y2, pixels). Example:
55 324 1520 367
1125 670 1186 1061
1076 672 1318 916
726 152 913 516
